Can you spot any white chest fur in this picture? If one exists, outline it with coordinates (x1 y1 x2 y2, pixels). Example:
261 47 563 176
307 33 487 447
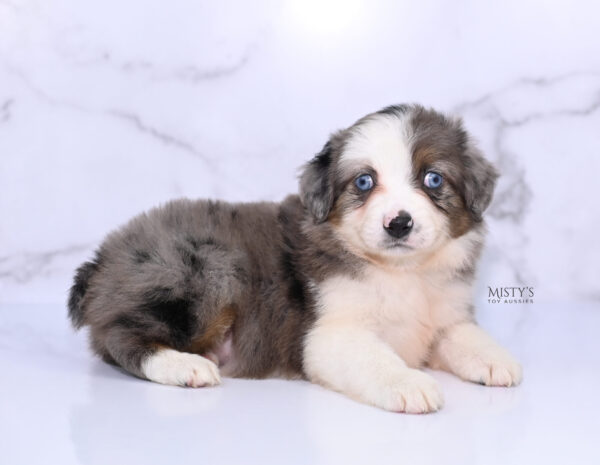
315 265 472 367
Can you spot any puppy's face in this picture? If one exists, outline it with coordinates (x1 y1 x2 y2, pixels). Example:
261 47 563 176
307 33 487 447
300 105 498 263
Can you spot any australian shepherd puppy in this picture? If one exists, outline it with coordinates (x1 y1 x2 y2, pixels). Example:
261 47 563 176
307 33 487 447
68 104 522 413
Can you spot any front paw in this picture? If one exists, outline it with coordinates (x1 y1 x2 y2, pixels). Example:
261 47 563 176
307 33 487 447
375 369 444 414
459 350 523 387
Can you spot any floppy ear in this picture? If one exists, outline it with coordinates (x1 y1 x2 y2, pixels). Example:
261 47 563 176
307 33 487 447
299 140 335 223
462 142 499 222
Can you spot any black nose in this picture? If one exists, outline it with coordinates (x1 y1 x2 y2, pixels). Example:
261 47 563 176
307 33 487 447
385 212 413 239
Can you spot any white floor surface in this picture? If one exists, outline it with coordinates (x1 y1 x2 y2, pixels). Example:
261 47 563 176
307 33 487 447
1 302 598 465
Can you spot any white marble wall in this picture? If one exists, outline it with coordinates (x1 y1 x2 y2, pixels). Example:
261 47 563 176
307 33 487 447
1 0 599 305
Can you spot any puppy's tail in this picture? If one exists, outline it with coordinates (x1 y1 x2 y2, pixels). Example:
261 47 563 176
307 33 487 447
67 258 99 329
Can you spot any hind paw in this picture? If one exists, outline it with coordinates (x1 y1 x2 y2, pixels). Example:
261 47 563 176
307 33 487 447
142 349 221 387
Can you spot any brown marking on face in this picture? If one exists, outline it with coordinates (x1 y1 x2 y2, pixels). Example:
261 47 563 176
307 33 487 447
409 109 476 238
328 163 380 225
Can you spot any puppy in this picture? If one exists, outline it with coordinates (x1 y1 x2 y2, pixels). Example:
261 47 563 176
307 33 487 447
68 104 522 413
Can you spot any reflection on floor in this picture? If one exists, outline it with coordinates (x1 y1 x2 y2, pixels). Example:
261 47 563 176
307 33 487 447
1 302 598 465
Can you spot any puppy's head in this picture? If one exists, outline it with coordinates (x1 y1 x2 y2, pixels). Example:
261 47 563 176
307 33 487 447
299 105 498 262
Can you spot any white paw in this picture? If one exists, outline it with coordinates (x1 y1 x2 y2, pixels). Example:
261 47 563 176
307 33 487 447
459 350 523 387
142 349 221 388
376 369 444 414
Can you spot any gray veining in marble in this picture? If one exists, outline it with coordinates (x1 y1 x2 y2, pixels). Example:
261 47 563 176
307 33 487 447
1 0 599 306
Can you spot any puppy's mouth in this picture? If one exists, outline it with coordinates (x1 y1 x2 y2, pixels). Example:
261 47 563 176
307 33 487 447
384 240 414 250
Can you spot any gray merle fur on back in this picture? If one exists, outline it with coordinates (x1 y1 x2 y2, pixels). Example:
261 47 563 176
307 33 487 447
67 183 363 379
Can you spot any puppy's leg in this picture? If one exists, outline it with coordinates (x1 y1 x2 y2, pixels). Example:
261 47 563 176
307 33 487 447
102 327 221 388
142 348 221 388
303 322 444 413
429 322 522 387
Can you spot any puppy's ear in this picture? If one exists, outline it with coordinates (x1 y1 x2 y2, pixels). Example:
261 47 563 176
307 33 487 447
299 140 335 223
462 142 499 222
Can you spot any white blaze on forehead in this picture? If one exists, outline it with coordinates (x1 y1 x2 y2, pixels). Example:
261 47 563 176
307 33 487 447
341 113 414 188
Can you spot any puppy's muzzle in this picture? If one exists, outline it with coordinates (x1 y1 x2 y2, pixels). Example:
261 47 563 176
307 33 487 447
384 211 413 239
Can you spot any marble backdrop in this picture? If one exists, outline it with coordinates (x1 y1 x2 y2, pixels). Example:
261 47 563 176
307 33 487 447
1 0 599 305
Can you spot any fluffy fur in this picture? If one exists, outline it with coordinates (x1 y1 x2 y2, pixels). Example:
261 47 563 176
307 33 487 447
68 104 522 413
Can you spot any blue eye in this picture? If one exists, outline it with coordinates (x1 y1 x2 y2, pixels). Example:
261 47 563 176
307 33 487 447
355 174 374 191
424 171 443 189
